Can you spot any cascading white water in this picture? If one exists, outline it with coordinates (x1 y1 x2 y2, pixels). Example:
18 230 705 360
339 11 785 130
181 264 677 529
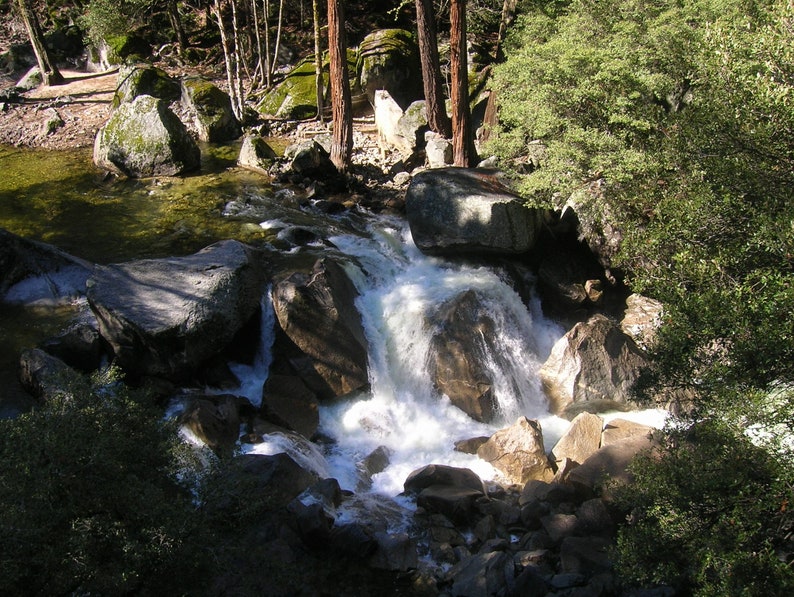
313 219 570 496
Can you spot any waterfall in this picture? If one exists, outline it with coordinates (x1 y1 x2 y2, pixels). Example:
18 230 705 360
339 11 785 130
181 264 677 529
229 290 275 408
316 220 569 495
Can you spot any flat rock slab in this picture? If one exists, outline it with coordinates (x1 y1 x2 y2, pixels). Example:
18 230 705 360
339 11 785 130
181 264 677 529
87 240 267 380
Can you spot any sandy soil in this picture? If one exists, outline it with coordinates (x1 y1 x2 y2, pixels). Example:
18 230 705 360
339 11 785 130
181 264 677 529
0 69 118 150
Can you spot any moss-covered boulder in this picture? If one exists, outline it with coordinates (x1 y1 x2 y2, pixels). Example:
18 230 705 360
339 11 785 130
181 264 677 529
113 63 181 108
257 51 360 120
238 134 277 174
181 77 241 143
357 29 422 109
93 94 200 178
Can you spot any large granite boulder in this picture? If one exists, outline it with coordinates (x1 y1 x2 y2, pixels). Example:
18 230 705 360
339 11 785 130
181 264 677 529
539 314 649 417
260 374 320 439
112 63 181 108
404 464 485 524
0 228 92 304
181 77 241 143
257 58 324 120
477 417 555 485
357 29 422 109
427 290 498 423
406 168 545 256
178 393 243 455
271 257 369 399
93 94 200 177
87 240 268 381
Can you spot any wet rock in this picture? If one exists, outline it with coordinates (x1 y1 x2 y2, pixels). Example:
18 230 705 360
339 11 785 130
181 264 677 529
454 436 490 454
284 139 338 181
406 167 545 256
539 314 649 417
428 290 499 422
212 452 319 512
93 94 200 177
477 417 554 485
18 348 83 402
551 412 603 466
368 531 419 571
238 134 277 174
287 499 334 547
272 257 369 399
417 484 485 525
87 240 267 381
330 522 378 558
261 374 320 439
178 393 242 455
404 464 486 495
0 228 92 304
356 445 392 489
181 77 241 142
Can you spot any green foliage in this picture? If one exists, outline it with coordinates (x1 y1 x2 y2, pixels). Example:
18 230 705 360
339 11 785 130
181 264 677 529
0 366 208 595
614 418 794 595
80 0 154 46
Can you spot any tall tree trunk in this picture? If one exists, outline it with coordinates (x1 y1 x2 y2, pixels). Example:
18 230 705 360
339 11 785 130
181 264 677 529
211 0 243 120
415 0 451 137
450 0 475 166
313 0 324 121
251 0 264 87
167 0 188 55
327 0 352 172
263 0 272 88
15 0 63 86
270 0 285 82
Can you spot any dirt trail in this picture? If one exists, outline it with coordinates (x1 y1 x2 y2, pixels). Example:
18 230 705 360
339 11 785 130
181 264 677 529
0 69 118 150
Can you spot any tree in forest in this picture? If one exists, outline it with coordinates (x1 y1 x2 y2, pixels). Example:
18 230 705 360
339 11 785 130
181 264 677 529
449 0 476 166
14 0 63 86
415 0 451 136
327 0 353 172
313 0 324 121
210 0 245 120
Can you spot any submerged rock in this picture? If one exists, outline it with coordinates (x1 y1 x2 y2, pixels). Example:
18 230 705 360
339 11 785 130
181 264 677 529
405 168 545 256
87 240 267 381
93 94 200 177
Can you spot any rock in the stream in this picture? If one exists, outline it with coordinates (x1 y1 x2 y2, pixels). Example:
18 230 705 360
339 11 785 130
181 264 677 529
93 94 200 177
539 314 649 417
477 417 554 485
1 228 92 304
428 290 499 423
550 412 603 467
405 168 545 256
260 374 320 439
272 257 369 399
112 63 181 107
18 348 84 402
86 240 267 381
238 134 277 174
178 393 243 455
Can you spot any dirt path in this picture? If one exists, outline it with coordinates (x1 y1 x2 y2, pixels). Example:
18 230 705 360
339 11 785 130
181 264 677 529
0 69 118 150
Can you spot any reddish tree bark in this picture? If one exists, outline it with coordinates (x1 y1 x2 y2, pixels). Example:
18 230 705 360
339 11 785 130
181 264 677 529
327 0 353 172
450 0 475 166
415 0 451 137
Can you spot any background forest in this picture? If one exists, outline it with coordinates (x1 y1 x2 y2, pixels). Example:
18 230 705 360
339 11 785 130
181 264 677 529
1 0 794 595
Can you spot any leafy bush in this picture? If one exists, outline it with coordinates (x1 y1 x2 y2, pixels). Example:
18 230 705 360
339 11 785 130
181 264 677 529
0 367 208 595
614 418 794 595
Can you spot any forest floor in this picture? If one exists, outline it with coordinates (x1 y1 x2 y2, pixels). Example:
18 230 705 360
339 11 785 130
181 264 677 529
0 69 117 150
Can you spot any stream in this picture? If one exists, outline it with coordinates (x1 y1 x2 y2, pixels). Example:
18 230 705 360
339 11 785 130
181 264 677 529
0 143 666 505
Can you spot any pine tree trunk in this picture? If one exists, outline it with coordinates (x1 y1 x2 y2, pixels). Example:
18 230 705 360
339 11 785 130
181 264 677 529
211 0 243 120
263 0 272 88
16 0 63 86
313 0 324 121
450 0 475 166
415 0 451 137
327 0 352 172
495 0 518 62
